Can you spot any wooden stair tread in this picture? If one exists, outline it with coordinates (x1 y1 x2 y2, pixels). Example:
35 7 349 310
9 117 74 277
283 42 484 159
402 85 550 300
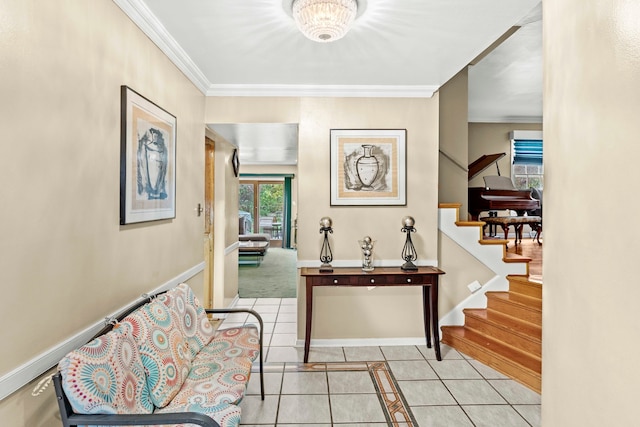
464 308 541 341
507 274 542 286
441 326 541 392
479 239 509 245
507 275 542 299
503 253 532 263
456 221 486 227
442 326 541 371
487 291 542 311
439 203 461 209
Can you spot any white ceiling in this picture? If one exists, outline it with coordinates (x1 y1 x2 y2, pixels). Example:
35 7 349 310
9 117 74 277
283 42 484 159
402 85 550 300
116 0 543 164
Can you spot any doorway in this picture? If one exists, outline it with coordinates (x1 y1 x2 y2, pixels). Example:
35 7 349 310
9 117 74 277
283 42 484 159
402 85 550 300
238 175 297 298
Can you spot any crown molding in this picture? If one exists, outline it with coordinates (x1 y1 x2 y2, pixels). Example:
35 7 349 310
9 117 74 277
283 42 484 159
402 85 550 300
207 84 438 98
468 114 543 124
113 0 211 94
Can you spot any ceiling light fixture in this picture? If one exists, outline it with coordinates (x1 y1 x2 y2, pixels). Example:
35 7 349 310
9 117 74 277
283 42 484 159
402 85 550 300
292 0 358 43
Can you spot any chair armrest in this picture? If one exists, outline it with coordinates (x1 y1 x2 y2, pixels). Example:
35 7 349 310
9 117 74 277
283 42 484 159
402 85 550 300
206 308 263 331
205 308 265 400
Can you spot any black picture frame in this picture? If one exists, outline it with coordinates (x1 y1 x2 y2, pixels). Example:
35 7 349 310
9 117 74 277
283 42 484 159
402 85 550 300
120 86 177 224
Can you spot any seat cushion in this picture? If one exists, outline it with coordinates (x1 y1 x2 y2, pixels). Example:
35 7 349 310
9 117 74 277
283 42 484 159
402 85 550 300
121 300 192 408
57 323 153 415
208 326 261 362
165 326 260 407
157 283 216 359
168 356 252 407
156 401 241 427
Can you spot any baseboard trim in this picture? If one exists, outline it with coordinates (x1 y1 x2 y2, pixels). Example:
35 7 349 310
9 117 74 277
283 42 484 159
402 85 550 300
295 337 429 348
0 262 205 401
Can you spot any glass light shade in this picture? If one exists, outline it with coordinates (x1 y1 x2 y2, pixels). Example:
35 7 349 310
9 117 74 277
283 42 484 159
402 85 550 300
292 0 358 43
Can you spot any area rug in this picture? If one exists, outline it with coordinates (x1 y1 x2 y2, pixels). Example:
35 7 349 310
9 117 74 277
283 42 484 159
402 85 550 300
238 247 297 298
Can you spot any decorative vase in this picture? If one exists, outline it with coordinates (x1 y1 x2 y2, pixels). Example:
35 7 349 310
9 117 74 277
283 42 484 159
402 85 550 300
356 145 379 187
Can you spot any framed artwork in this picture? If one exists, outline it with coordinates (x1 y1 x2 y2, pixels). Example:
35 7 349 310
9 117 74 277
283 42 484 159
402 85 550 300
120 86 177 224
330 129 407 206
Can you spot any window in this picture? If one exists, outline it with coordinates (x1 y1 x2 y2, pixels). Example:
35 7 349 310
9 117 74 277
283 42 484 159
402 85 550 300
510 131 543 190
239 174 294 248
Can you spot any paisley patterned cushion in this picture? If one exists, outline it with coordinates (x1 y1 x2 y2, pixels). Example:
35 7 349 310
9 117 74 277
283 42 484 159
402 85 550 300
156 401 241 427
57 323 153 415
157 283 215 359
121 300 192 408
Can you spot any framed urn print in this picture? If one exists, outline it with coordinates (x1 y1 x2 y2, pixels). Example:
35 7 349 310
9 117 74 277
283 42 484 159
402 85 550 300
330 129 407 206
120 86 177 224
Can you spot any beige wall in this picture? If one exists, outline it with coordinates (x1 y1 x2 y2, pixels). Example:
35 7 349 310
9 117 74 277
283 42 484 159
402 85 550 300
0 0 205 423
437 232 495 317
468 122 543 188
543 0 640 425
206 96 440 340
439 69 470 213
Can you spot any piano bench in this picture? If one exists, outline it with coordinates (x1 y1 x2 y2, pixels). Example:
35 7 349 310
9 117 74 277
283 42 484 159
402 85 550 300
479 215 542 247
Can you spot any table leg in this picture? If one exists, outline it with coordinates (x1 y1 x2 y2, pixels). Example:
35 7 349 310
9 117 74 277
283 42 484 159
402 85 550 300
431 282 442 361
422 286 431 348
304 281 313 363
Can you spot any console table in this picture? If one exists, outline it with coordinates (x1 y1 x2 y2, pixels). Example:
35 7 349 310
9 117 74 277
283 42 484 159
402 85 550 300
299 266 446 363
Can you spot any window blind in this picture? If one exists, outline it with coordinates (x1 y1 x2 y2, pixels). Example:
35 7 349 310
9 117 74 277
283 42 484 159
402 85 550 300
513 140 543 165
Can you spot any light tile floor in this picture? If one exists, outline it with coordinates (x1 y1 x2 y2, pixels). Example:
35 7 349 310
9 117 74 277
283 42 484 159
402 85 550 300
220 297 541 427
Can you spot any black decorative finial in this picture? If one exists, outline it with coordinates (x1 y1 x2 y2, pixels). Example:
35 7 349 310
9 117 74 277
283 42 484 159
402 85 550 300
401 216 418 271
319 217 333 272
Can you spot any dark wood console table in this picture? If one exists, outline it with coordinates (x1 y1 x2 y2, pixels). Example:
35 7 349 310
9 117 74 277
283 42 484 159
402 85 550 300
300 266 446 363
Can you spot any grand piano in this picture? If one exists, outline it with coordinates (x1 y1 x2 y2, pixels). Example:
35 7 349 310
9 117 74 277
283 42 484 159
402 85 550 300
468 153 540 220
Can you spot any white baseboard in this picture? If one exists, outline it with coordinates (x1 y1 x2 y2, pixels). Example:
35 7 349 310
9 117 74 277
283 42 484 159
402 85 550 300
0 262 204 401
295 337 429 348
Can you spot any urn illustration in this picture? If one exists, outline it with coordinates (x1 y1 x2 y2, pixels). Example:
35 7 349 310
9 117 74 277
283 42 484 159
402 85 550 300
356 144 379 187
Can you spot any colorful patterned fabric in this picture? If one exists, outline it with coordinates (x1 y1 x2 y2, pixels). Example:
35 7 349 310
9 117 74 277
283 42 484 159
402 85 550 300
156 400 241 427
121 300 192 408
57 323 153 415
157 283 215 359
170 355 253 407
210 327 261 362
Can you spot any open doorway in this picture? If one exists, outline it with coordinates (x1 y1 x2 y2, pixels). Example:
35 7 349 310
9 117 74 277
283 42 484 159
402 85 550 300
238 175 297 298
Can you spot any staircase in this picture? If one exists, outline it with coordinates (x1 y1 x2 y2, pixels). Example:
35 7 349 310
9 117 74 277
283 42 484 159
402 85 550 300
442 273 542 393
438 204 542 393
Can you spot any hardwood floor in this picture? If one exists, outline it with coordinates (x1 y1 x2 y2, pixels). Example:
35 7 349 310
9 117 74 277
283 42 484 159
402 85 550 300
506 237 542 280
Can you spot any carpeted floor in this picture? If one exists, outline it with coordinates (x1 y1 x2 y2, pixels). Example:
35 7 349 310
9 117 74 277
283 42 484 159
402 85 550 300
238 247 298 298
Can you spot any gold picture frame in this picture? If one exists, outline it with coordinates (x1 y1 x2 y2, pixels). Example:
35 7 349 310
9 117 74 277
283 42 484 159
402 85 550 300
330 129 407 206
